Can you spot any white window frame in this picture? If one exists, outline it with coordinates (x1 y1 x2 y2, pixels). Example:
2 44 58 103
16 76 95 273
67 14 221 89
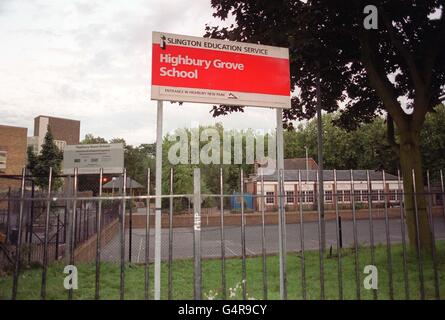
286 191 295 204
325 190 333 202
0 150 7 170
266 191 275 204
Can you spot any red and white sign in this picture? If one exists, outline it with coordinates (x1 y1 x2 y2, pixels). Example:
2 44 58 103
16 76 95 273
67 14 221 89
151 31 291 109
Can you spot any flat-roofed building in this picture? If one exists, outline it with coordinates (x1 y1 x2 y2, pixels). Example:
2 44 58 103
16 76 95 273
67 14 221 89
28 115 80 153
246 158 403 211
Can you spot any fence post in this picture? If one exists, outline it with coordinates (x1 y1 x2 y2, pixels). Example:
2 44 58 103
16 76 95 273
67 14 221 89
11 167 26 300
55 212 60 261
144 169 151 300
298 170 306 300
95 168 103 300
129 178 133 263
28 181 35 264
334 169 343 300
120 169 127 300
382 170 394 300
41 167 53 300
276 108 287 300
240 169 247 300
397 170 410 300
68 168 78 300
350 169 360 300
193 168 202 300
412 169 425 300
260 172 268 300
441 170 445 225
65 175 73 262
316 170 325 300
168 168 174 299
220 167 227 299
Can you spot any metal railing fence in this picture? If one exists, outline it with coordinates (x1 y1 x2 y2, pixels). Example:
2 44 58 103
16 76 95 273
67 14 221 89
0 167 444 300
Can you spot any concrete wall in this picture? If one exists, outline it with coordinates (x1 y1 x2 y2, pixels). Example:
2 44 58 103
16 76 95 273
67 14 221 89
74 218 119 262
124 206 445 229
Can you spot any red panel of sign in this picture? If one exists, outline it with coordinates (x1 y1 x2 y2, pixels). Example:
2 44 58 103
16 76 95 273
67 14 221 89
151 32 291 109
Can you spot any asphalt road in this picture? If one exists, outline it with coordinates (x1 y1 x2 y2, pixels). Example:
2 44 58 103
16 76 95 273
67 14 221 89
101 217 445 263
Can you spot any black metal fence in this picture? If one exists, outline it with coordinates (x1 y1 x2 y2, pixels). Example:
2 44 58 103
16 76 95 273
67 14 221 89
0 167 444 300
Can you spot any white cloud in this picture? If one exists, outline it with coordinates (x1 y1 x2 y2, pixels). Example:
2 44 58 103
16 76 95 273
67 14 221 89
0 0 283 145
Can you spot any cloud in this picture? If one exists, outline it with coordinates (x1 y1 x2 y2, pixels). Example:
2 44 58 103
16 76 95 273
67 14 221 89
0 0 282 146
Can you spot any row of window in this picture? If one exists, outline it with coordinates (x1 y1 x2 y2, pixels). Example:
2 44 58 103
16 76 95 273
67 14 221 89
265 189 401 204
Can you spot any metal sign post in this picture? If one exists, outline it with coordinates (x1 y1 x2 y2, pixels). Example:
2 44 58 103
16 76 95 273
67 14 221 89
154 100 163 300
276 108 287 300
193 168 202 300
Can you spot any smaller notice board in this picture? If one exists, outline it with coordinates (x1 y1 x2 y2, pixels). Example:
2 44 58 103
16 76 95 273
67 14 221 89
62 143 124 175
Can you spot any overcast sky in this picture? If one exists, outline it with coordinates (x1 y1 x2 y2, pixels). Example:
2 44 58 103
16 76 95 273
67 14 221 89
0 0 281 145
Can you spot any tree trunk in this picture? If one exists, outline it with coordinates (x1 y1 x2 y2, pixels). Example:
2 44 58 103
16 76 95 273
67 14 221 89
398 128 432 250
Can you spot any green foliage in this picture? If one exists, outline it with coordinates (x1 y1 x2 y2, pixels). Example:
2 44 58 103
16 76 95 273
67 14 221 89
161 124 254 210
124 143 155 188
2 241 444 300
80 133 107 144
421 104 445 181
283 106 445 176
110 138 127 146
70 106 445 199
206 1 444 129
26 126 63 191
284 114 399 173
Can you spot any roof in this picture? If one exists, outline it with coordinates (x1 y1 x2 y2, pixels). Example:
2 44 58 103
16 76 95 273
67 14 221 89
284 158 318 170
103 177 144 189
256 158 319 174
35 115 80 123
260 170 398 182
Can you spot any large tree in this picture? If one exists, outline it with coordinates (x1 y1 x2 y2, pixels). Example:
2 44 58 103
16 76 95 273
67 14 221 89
206 0 445 248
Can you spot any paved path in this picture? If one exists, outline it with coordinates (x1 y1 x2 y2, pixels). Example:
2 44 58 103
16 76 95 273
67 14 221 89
101 217 445 262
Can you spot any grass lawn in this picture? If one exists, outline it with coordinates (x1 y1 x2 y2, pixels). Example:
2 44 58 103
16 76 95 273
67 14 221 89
1 242 444 300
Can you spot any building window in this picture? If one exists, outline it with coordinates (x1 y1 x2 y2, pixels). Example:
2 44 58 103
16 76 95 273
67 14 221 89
266 192 275 204
286 191 295 204
336 190 343 202
325 190 333 202
0 150 6 170
300 190 315 203
354 190 362 202
378 190 385 201
306 190 314 203
389 189 397 201
343 190 351 202
371 190 379 201
300 191 307 203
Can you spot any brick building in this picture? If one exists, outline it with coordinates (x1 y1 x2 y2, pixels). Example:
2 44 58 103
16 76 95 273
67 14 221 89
28 115 80 153
245 158 402 211
0 124 28 191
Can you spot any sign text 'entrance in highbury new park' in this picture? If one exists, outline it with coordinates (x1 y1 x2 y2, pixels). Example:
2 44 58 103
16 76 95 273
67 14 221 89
151 31 291 109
